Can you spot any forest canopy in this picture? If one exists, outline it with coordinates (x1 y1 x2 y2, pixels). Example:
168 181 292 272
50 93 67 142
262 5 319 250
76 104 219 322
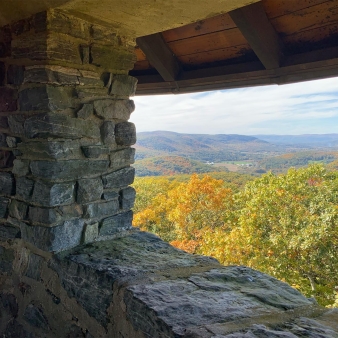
133 164 338 307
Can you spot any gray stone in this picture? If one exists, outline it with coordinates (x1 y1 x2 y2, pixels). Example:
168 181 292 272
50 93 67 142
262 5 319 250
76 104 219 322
0 172 14 196
21 218 85 252
84 200 119 219
7 65 25 85
31 181 75 207
16 177 34 201
93 99 135 120
24 113 100 139
77 178 103 204
101 121 115 146
12 159 30 176
81 145 109 158
0 150 14 169
0 88 17 112
109 74 138 97
0 197 9 218
28 204 82 226
115 122 136 146
77 103 93 119
110 148 135 170
23 67 80 85
8 115 26 136
0 246 14 273
30 160 109 180
18 140 82 160
0 133 7 147
23 304 49 330
25 253 44 280
8 200 28 220
0 224 21 240
6 136 17 148
120 187 136 210
82 223 99 243
19 86 75 111
99 211 133 236
0 116 8 129
102 167 135 189
102 191 119 201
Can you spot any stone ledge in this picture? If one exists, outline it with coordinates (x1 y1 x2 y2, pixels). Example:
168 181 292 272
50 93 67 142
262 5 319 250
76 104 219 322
50 231 338 337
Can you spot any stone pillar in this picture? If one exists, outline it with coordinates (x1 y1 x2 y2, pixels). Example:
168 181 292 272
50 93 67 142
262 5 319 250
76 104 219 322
0 9 137 256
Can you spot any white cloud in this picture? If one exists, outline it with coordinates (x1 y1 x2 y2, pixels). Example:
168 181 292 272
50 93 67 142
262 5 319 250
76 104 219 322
130 77 338 135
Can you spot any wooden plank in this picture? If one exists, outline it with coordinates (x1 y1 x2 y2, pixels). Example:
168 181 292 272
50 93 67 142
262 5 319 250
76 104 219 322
135 46 147 62
133 60 153 71
229 2 285 69
136 33 181 82
262 0 331 19
177 44 253 66
167 28 247 56
271 1 338 36
162 13 236 42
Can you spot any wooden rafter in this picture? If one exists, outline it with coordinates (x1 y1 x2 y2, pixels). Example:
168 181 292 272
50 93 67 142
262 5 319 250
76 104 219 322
229 1 285 70
136 33 181 82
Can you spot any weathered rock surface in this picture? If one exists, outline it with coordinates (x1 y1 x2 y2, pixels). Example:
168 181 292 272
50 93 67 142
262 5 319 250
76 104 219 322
102 167 135 189
50 231 338 337
110 147 135 170
77 177 103 203
115 121 136 146
94 99 135 120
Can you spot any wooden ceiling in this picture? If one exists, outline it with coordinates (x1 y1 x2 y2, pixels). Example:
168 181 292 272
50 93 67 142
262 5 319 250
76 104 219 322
130 0 338 95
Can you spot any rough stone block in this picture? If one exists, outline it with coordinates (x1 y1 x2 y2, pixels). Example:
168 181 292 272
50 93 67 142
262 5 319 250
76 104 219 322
82 223 99 243
90 44 136 71
115 122 136 146
0 133 7 147
24 113 100 139
21 219 85 252
0 26 11 58
0 197 9 218
99 210 133 236
81 146 109 158
12 159 30 176
25 253 44 280
0 246 14 273
102 167 135 189
77 103 93 119
0 150 15 168
93 99 135 120
23 304 49 330
102 191 119 201
0 224 21 240
18 140 81 160
120 187 136 210
0 62 5 86
0 87 17 112
77 178 103 204
101 121 115 146
109 75 138 97
24 66 80 85
6 136 17 148
19 86 75 111
28 204 82 226
0 172 15 196
84 200 119 219
9 200 28 220
110 148 135 170
0 116 8 129
8 114 26 135
30 160 109 180
7 65 24 85
16 177 34 201
32 181 75 207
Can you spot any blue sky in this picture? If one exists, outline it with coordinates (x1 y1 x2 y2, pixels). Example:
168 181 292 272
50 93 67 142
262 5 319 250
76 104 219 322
130 77 338 135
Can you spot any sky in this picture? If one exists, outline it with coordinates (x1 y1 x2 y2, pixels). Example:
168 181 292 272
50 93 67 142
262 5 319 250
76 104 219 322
130 76 338 135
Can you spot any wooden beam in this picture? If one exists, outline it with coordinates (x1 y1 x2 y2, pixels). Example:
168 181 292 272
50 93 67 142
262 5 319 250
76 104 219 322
136 33 181 82
133 49 338 95
229 1 284 70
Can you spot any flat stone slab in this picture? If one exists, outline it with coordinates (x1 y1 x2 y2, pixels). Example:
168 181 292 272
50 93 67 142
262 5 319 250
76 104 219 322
51 231 338 337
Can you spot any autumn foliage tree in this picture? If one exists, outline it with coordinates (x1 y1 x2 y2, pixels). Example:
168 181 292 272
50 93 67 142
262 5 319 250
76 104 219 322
133 165 338 306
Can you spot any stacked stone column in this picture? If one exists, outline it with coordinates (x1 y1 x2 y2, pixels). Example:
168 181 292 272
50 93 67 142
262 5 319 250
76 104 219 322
0 10 137 255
